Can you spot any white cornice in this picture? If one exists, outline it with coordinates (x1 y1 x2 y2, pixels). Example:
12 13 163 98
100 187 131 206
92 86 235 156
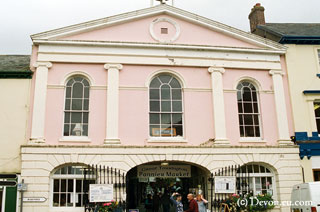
31 4 286 51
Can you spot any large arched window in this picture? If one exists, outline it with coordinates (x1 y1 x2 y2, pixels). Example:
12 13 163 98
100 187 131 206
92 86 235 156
237 81 261 137
237 164 275 197
149 74 183 137
64 76 90 137
52 165 94 208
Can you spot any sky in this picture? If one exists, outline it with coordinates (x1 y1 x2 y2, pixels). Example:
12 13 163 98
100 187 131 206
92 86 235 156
1 0 320 54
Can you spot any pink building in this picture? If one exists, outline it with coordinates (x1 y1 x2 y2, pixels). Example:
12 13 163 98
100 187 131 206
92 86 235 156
21 3 302 212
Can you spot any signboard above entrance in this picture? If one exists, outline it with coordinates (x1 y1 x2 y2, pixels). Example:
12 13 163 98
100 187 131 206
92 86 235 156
137 165 191 178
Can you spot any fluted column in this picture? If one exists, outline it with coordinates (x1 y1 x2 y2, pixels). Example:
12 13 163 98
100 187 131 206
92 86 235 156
208 67 229 145
104 64 123 144
30 62 52 143
269 70 291 145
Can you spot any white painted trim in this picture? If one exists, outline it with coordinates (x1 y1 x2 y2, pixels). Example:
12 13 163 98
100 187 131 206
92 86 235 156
239 138 266 143
59 136 91 143
147 138 187 143
233 76 263 91
1 186 5 212
16 175 20 212
34 40 286 55
149 17 181 43
60 71 95 86
145 69 186 88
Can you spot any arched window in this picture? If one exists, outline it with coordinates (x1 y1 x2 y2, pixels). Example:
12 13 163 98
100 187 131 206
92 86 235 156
52 165 94 208
237 164 275 197
149 74 183 137
237 81 261 137
64 77 90 137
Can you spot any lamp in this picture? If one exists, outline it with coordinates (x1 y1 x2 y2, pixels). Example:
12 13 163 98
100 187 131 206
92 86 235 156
73 123 83 136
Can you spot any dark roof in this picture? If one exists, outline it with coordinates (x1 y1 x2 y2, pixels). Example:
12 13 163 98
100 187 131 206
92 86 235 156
257 23 320 44
0 55 32 78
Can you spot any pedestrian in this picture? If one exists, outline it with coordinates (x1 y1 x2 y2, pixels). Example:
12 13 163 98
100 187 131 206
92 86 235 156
153 192 161 212
161 191 171 212
184 194 199 212
145 194 154 212
195 194 208 212
170 193 183 212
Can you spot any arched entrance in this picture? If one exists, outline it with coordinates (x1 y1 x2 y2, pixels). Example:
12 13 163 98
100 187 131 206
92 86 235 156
126 161 210 212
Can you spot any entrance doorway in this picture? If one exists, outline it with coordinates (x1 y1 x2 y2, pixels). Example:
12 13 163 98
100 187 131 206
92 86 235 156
126 161 210 212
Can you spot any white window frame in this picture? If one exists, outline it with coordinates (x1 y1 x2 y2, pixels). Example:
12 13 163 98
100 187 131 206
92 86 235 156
314 101 320 135
148 74 186 142
50 166 94 211
237 81 262 139
60 76 91 142
0 186 5 212
237 164 277 200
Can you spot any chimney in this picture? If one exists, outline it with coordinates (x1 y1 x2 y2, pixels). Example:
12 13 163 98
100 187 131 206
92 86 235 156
248 3 265 33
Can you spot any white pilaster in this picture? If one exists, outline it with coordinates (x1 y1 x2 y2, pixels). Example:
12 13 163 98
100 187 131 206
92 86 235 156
208 67 229 145
269 70 292 145
104 64 123 144
30 62 52 143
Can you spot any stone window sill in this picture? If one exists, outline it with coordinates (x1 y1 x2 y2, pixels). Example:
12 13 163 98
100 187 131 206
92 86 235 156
239 137 266 143
147 137 187 143
59 136 91 143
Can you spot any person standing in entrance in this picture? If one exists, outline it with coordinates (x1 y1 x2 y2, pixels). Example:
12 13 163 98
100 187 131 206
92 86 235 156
195 194 208 212
161 191 171 212
170 193 183 212
145 194 154 212
184 194 199 212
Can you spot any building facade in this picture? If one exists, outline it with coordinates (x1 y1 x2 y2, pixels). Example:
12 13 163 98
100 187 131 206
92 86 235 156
249 3 320 183
21 4 302 212
0 55 32 212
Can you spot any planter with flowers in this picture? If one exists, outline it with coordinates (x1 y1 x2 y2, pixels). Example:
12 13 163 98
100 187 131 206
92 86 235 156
98 200 119 212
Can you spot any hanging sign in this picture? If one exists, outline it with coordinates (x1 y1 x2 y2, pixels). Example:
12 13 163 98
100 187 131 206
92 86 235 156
137 165 191 178
214 176 236 194
89 184 113 202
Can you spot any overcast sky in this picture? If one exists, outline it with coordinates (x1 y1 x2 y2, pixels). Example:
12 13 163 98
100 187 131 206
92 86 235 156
1 0 320 54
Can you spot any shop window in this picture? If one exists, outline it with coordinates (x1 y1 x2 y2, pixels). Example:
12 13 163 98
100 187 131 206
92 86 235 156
52 165 95 208
237 81 261 138
237 164 275 197
314 169 320 181
149 74 183 137
314 102 320 134
63 77 90 137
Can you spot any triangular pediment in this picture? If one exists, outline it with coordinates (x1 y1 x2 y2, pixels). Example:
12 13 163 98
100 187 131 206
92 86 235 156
31 4 285 51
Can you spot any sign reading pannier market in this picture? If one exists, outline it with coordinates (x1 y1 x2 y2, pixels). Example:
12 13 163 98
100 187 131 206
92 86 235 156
89 184 113 202
137 165 191 178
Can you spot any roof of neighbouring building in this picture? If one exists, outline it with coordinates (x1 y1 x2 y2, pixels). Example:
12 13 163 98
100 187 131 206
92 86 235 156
0 55 32 78
257 23 320 44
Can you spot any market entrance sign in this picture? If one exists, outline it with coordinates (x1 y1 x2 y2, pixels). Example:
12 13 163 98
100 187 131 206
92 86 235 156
137 165 191 178
214 176 236 194
89 184 113 202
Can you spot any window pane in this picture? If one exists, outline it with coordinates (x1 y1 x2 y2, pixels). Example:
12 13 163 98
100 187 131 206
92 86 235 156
65 99 71 110
244 115 253 125
53 194 59 207
172 114 182 124
84 99 89 110
68 180 73 192
83 125 88 136
239 115 243 125
76 180 82 193
72 83 84 98
253 115 259 125
150 78 161 88
160 125 172 136
61 167 68 174
84 87 89 98
150 125 160 136
70 124 76 136
252 91 257 101
173 125 183 136
150 89 160 100
172 89 182 100
237 103 243 113
71 112 82 123
243 103 253 113
247 165 253 173
315 103 320 117
243 89 252 101
150 101 160 112
64 124 70 136
161 88 171 100
60 194 66 206
161 101 171 112
253 103 259 113
72 99 83 110
245 126 254 137
83 113 89 124
64 112 71 123
67 79 74 86
150 114 160 124
67 193 72 207
159 75 171 83
261 177 266 189
54 180 59 192
170 78 181 88
83 79 89 87
74 77 82 82
172 101 182 112
240 126 244 137
161 114 171 125
255 126 260 137
260 166 266 173
253 165 259 173
61 179 66 192
66 87 71 98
